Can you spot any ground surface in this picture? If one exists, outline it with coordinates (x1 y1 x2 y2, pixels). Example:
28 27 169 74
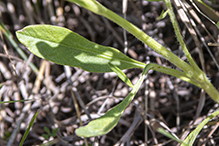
0 0 219 146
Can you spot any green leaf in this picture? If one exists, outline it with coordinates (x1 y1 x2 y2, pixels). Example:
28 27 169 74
67 0 194 77
158 128 189 146
16 25 145 73
44 127 51 135
42 134 49 140
158 9 169 20
108 62 133 88
75 64 150 137
19 111 39 146
51 128 58 137
0 99 33 104
181 110 219 146
3 131 11 140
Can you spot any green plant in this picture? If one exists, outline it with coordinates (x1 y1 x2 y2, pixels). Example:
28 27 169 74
42 127 58 140
19 111 39 146
15 0 219 145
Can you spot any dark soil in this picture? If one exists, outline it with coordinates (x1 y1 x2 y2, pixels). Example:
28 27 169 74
0 0 219 146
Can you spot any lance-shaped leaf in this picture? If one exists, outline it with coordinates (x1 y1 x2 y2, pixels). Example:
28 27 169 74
19 111 39 146
16 25 145 73
181 110 219 146
157 128 188 146
75 64 152 137
158 9 169 20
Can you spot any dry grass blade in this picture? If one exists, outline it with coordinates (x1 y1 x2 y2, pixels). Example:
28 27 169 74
0 21 38 74
173 0 207 129
191 0 219 27
174 0 205 72
0 30 18 76
183 1 219 71
116 110 143 145
32 60 47 94
122 0 128 55
71 88 89 146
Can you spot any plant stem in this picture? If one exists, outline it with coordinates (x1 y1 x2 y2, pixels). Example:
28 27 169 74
200 75 219 103
68 0 219 103
68 0 194 76
164 0 219 103
164 0 201 73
